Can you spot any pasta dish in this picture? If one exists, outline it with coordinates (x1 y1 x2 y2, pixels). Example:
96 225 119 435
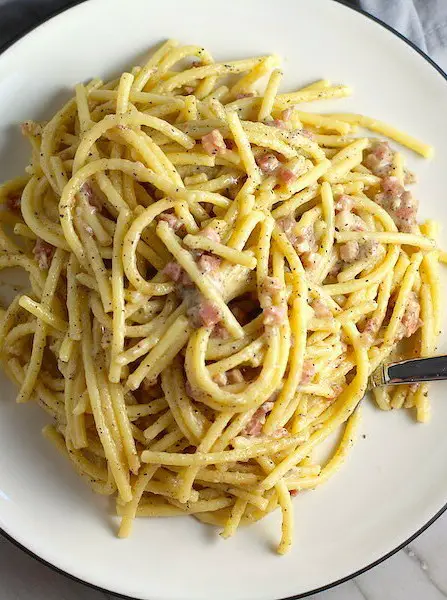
0 39 442 554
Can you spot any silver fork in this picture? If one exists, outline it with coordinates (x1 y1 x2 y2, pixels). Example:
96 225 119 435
369 355 447 389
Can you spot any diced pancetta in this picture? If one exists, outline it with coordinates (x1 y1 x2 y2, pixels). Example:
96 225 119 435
256 153 280 174
278 215 298 246
301 251 321 272
278 167 297 185
200 226 221 243
263 304 287 326
339 240 360 263
262 276 282 295
194 298 221 328
266 119 287 129
163 261 183 282
300 360 315 385
364 141 393 177
201 129 227 156
334 194 354 213
310 298 332 318
198 253 221 274
159 212 184 231
242 401 275 436
294 226 314 253
398 291 422 340
33 239 54 269
375 176 418 232
361 317 379 346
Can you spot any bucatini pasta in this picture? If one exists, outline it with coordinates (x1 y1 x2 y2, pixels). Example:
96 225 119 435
0 39 442 554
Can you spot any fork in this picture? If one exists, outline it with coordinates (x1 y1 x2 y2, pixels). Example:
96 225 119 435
369 355 447 389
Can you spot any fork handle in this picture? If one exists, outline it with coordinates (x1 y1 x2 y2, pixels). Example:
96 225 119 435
370 355 447 388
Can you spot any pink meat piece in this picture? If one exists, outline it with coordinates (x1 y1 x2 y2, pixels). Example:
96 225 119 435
300 360 315 385
328 261 343 279
163 261 183 282
201 129 227 156
381 175 404 198
256 153 280 174
266 119 287 129
263 304 287 326
295 226 314 253
310 298 332 318
198 253 221 274
262 276 282 295
187 297 221 328
278 215 298 246
242 401 275 436
339 240 360 263
290 489 299 497
364 141 393 177
278 167 297 185
398 291 422 340
361 317 380 346
334 194 353 213
213 322 230 339
279 218 316 256
180 271 193 287
33 239 54 270
375 176 418 232
198 300 221 327
393 191 418 232
200 226 221 243
159 212 184 231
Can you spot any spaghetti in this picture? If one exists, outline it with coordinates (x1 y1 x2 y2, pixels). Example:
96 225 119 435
0 40 442 554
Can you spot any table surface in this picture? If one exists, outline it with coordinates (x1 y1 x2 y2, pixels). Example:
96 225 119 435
1 1 447 599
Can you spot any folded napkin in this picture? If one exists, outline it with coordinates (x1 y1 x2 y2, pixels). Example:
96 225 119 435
359 0 447 70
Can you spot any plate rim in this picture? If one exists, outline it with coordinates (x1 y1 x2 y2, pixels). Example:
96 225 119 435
1 1 447 599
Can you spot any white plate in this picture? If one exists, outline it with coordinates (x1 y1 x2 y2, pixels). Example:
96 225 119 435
1 1 447 598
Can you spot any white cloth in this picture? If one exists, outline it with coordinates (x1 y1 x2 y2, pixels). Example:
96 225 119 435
360 0 447 71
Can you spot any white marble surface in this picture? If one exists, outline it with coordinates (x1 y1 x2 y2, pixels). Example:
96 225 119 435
1 2 447 600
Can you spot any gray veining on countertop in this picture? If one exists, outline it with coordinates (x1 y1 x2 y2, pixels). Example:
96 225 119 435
1 0 447 598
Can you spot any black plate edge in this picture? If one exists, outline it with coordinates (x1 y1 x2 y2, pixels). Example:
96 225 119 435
0 1 446 599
